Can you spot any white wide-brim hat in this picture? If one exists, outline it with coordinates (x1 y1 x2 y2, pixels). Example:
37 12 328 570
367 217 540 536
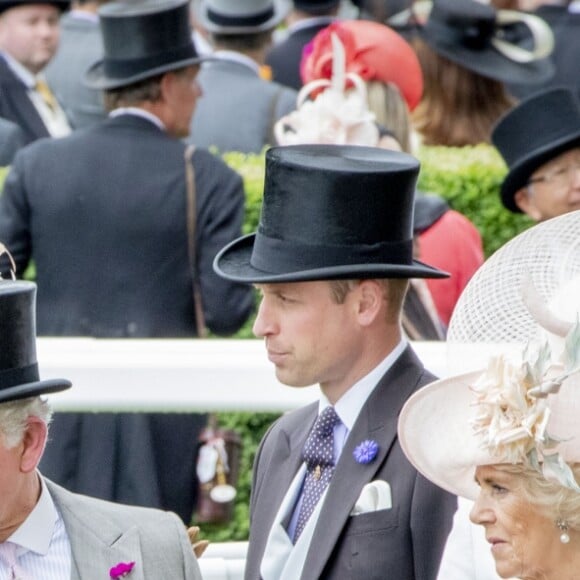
399 210 580 499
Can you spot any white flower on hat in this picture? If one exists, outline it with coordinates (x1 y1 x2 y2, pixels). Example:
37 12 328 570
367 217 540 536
470 323 580 491
274 33 379 147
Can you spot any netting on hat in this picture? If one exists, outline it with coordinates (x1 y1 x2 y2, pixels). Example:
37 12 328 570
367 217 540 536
448 211 580 345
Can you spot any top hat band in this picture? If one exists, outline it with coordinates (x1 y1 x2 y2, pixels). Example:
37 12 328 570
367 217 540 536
0 363 39 389
206 6 275 27
250 232 413 274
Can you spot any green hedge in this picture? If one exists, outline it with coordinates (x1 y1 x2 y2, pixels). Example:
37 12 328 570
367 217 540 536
199 145 534 541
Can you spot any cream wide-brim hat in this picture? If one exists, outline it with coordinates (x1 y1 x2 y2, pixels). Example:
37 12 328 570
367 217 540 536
398 361 580 500
398 211 580 499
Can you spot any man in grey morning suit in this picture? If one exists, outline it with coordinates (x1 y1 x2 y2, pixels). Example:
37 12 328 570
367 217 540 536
214 145 457 579
0 280 201 579
189 0 297 153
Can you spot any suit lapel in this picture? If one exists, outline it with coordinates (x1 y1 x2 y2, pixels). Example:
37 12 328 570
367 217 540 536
46 480 145 580
301 347 425 579
248 404 317 577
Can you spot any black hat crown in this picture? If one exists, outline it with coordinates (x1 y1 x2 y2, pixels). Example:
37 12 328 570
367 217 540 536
0 0 69 14
214 145 448 283
417 0 554 85
492 88 580 212
0 281 71 404
85 0 203 90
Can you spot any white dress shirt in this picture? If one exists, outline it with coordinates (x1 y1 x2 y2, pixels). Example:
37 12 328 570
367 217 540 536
0 475 71 580
109 107 166 131
1 51 72 138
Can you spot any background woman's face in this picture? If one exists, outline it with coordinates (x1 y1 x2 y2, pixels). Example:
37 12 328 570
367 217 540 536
469 465 563 579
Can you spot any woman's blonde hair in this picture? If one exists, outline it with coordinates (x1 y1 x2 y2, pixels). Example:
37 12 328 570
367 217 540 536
495 463 580 531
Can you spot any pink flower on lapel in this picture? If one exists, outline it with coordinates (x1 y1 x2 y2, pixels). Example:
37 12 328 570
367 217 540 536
109 561 135 578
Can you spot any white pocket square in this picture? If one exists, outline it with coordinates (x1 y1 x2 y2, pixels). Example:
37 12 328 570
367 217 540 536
350 480 392 515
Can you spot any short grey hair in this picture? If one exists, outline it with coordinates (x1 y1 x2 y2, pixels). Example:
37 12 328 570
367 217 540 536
0 397 52 449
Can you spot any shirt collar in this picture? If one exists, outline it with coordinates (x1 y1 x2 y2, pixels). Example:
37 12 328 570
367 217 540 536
69 9 99 23
319 339 408 431
0 51 39 89
8 474 58 556
211 50 261 75
109 107 166 131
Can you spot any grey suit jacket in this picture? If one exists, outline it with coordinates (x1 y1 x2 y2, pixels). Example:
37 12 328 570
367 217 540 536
0 117 24 166
46 479 202 580
188 59 297 154
45 12 106 129
245 346 456 580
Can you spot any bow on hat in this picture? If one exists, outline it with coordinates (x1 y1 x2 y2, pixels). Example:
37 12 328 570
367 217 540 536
413 0 554 85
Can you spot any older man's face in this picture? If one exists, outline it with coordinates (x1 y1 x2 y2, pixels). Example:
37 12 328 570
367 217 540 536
0 432 27 541
0 4 61 74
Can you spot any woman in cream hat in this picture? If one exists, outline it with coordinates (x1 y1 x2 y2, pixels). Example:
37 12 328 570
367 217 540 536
398 212 580 579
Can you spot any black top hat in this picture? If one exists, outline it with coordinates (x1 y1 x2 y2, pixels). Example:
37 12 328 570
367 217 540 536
0 0 69 14
196 0 289 35
492 87 580 213
293 0 340 14
0 281 71 404
416 0 554 86
214 145 448 283
85 0 205 90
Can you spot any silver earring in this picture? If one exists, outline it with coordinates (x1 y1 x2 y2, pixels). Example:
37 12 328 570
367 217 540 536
557 519 571 544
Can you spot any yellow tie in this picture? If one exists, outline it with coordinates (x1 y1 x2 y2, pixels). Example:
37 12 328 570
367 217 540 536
35 79 58 112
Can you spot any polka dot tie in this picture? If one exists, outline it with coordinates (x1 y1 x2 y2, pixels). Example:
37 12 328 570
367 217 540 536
0 541 28 579
293 406 341 543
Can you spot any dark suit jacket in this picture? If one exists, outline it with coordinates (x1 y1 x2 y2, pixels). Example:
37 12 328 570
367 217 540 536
266 21 334 90
0 114 254 337
245 346 456 580
0 56 52 144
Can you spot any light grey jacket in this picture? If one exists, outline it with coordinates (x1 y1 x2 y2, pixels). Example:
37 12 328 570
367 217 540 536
46 479 202 580
189 59 297 154
45 12 106 129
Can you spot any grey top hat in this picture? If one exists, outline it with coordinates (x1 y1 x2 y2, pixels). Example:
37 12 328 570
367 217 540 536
214 145 448 283
85 0 206 90
196 0 289 35
0 281 71 404
492 87 580 213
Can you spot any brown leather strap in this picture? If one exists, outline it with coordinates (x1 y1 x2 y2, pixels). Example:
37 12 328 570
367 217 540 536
184 144 208 338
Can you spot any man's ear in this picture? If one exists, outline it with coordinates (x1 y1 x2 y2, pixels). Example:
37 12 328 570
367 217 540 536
514 187 541 222
356 280 383 326
19 417 48 474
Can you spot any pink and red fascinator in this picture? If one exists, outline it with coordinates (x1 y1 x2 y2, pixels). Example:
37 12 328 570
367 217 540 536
300 20 423 112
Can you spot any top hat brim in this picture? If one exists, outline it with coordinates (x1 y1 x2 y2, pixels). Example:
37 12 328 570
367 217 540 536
214 233 449 283
501 130 580 213
418 29 554 86
0 378 72 404
84 55 211 91
197 0 289 35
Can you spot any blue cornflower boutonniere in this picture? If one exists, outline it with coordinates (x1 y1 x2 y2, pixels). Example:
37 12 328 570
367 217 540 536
353 440 379 464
